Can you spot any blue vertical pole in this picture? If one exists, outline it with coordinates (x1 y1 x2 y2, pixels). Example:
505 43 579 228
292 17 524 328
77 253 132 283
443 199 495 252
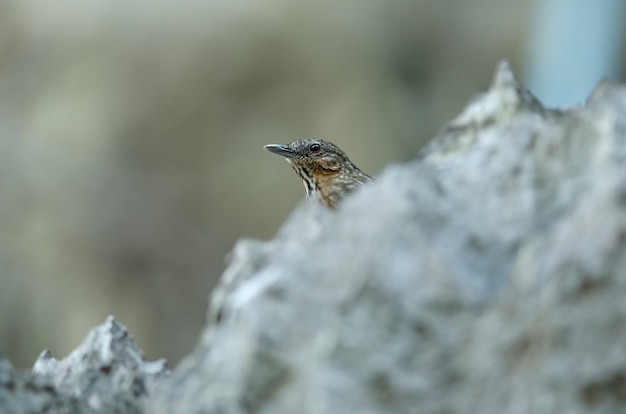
523 0 625 107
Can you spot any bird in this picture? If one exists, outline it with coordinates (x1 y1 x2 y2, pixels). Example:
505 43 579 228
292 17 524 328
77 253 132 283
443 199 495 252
264 138 372 208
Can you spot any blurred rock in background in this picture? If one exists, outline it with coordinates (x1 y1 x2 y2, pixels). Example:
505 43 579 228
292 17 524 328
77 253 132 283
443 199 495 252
0 0 583 368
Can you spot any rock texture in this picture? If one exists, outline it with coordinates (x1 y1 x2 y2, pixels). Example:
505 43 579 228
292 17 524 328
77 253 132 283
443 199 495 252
146 62 626 413
0 354 85 414
0 317 168 413
4 62 626 413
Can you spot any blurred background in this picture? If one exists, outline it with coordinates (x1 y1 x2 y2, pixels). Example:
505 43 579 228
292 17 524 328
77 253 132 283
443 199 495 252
0 0 624 368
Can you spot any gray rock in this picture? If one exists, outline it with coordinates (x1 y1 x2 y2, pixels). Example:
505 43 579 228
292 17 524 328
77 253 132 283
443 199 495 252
0 316 168 413
0 354 88 414
5 61 626 413
146 61 626 413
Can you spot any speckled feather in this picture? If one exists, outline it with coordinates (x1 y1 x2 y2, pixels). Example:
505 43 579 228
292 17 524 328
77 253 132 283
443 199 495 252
265 139 373 208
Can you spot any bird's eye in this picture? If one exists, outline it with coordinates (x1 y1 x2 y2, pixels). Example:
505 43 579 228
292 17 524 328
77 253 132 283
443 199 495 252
309 143 321 153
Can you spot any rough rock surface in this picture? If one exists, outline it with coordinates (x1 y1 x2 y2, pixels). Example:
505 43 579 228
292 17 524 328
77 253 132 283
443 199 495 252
0 354 86 414
0 317 168 413
146 62 626 413
4 61 626 413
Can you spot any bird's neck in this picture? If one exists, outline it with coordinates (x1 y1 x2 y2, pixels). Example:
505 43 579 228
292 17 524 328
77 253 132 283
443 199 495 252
288 159 369 208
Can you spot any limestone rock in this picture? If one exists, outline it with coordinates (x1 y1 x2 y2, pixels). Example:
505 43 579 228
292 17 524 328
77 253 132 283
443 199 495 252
0 317 168 413
0 354 88 414
5 61 626 413
147 62 626 413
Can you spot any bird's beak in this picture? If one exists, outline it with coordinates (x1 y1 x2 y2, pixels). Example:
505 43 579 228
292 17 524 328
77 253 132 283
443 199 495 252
263 144 296 158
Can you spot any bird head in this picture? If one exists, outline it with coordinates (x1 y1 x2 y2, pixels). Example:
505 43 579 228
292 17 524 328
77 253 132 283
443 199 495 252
263 138 350 175
264 138 371 208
